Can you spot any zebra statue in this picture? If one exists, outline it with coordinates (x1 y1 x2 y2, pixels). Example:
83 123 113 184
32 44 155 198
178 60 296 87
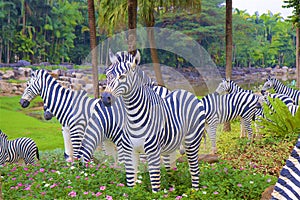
215 79 253 94
21 67 170 163
200 92 260 154
20 69 101 161
0 130 39 165
261 77 300 105
271 135 300 200
101 50 205 192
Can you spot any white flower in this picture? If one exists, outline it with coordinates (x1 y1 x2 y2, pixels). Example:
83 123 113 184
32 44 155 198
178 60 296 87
182 194 188 197
80 171 84 174
202 191 207 194
70 166 76 170
138 175 142 180
250 181 254 184
67 180 72 184
164 189 168 193
56 171 61 175
135 180 142 184
84 173 88 177
44 183 50 187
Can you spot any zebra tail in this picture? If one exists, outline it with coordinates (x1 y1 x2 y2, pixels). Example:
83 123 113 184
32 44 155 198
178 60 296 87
36 147 40 161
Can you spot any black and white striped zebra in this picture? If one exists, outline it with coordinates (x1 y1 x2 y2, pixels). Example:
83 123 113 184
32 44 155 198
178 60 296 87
200 92 260 154
0 130 39 165
101 50 205 192
215 79 253 94
20 70 101 161
271 135 300 200
261 77 300 105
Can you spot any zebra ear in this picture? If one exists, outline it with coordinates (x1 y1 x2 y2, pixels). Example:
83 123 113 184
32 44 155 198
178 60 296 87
109 49 117 64
131 50 140 70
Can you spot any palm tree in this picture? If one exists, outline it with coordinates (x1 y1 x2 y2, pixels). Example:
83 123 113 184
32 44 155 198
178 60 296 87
127 0 137 55
223 0 232 132
88 0 99 98
283 0 300 88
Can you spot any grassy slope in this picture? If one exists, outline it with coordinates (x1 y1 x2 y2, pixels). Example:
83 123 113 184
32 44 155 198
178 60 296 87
0 96 63 151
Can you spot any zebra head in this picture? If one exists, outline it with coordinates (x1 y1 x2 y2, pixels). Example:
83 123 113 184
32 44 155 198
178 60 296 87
0 130 8 165
102 50 141 107
261 77 274 95
215 79 231 94
20 70 43 108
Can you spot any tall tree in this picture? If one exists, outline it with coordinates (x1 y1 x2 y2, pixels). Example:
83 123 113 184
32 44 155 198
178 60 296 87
88 0 99 98
127 0 137 55
223 0 232 132
284 0 300 88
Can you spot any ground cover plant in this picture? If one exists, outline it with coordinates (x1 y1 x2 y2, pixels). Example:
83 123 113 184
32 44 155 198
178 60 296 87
0 149 276 199
0 95 297 199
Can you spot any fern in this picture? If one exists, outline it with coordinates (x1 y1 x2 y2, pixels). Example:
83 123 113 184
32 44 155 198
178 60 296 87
258 97 300 139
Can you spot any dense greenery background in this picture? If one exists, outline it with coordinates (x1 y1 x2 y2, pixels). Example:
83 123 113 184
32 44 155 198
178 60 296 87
0 0 296 68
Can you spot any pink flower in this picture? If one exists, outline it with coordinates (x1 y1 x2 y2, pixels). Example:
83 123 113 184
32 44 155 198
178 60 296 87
84 191 89 195
41 192 46 196
23 167 28 171
106 195 113 200
123 193 128 197
169 187 175 192
40 168 45 173
50 183 58 189
12 177 16 181
17 183 23 187
214 191 219 195
24 185 31 191
95 192 102 197
76 176 80 179
175 196 182 200
100 186 106 190
237 183 242 187
91 173 95 177
11 167 17 172
172 167 178 171
68 191 77 197
117 183 124 187
267 178 271 183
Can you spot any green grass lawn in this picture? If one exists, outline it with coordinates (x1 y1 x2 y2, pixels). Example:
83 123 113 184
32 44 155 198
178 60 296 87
0 96 63 151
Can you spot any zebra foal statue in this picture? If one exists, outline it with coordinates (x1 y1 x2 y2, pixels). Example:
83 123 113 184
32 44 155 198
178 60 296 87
101 50 206 192
200 92 260 154
0 130 39 165
271 135 300 200
261 77 300 105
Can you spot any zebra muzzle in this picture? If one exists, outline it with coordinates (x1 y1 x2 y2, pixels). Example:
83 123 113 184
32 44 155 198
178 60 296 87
20 99 30 108
101 92 114 107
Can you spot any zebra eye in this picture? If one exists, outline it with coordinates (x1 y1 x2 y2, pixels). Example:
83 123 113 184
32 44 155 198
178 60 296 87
119 74 126 80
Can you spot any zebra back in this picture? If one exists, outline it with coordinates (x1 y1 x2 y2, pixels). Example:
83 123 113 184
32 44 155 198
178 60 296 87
0 131 39 165
215 79 253 94
271 136 300 200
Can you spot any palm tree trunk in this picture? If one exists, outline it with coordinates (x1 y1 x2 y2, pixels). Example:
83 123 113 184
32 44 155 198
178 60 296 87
88 0 99 98
223 0 232 132
296 27 300 88
128 0 137 55
146 10 165 86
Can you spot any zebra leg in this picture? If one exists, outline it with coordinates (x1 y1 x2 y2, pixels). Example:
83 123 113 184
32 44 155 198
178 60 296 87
124 150 139 188
185 141 200 190
62 126 73 162
146 151 162 192
243 118 253 142
240 118 247 138
207 121 218 154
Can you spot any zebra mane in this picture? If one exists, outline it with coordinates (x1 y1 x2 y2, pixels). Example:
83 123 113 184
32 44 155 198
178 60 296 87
0 130 8 140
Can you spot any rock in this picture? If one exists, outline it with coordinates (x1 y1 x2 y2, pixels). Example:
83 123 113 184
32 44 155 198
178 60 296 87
261 185 274 200
2 70 15 79
18 60 31 66
198 154 219 163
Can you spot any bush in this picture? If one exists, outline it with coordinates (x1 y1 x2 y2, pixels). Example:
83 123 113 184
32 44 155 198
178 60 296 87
258 97 300 139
